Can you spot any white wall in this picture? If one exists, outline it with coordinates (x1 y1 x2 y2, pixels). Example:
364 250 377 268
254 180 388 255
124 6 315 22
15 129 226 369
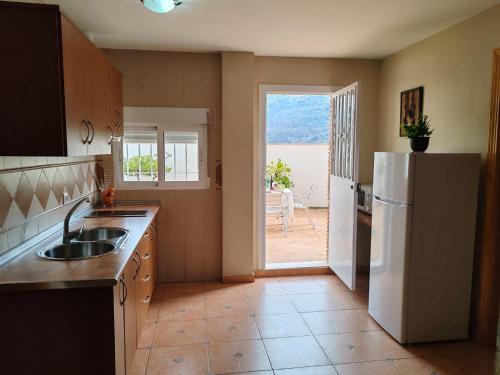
267 144 329 207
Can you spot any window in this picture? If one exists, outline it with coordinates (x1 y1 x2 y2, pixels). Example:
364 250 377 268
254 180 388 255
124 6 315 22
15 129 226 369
115 125 208 189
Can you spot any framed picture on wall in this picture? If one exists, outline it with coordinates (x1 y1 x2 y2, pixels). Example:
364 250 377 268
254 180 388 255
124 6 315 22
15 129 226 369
400 86 424 136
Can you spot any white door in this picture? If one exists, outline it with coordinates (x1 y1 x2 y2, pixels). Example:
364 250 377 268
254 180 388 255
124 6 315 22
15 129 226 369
328 83 359 290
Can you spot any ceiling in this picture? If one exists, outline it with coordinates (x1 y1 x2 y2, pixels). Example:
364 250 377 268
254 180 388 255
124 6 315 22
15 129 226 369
48 0 499 59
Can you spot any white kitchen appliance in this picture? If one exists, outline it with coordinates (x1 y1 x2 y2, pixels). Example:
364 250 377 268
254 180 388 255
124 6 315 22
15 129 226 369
368 152 480 344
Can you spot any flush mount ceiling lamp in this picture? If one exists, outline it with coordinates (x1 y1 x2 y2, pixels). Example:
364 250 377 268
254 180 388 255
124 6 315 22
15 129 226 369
141 0 182 14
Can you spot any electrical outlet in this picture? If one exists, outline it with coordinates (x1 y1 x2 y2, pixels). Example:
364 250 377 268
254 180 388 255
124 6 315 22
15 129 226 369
63 192 70 205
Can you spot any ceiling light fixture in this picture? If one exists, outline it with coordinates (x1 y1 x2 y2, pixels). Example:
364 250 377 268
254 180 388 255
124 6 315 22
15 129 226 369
141 0 182 14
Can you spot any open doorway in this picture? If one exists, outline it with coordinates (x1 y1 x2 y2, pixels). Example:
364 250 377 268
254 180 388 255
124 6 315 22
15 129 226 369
258 85 339 270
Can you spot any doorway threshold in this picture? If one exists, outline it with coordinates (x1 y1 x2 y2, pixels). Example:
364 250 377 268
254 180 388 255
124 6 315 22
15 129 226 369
265 261 328 270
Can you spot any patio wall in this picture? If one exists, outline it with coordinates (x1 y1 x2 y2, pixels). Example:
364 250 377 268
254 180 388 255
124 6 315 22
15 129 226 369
267 144 329 207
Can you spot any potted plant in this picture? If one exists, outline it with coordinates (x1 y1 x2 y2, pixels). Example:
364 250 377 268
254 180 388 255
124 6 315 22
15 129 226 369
401 114 434 152
266 158 294 190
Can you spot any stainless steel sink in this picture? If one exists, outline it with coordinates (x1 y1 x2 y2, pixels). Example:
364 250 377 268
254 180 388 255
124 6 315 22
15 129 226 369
75 227 128 242
38 242 116 260
37 226 130 261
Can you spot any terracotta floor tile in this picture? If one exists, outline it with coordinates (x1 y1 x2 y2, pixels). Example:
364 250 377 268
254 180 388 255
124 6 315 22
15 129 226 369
335 360 401 375
281 280 324 295
263 336 330 369
393 357 469 375
255 313 311 338
138 322 156 348
245 280 286 297
315 275 350 293
207 317 261 342
158 299 206 322
162 282 205 299
205 297 253 319
290 293 342 312
330 291 368 309
208 340 272 374
204 282 248 300
153 320 207 347
130 348 150 375
266 208 327 264
274 365 338 375
249 295 298 315
317 331 416 364
302 310 380 335
146 344 209 375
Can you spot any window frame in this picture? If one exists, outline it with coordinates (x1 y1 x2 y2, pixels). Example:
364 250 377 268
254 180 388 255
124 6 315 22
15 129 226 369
114 123 209 190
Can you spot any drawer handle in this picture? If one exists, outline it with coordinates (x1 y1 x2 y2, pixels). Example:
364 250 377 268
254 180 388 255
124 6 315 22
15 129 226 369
144 296 151 304
142 253 151 260
142 274 151 282
143 231 150 238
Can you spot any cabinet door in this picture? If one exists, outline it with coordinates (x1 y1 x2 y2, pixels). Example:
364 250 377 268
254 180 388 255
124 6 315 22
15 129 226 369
83 38 111 155
114 282 126 375
109 65 124 138
61 15 88 157
122 258 137 374
0 2 66 156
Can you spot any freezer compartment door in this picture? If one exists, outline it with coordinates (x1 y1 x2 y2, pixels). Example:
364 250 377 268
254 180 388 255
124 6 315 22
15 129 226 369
373 152 414 204
368 196 412 343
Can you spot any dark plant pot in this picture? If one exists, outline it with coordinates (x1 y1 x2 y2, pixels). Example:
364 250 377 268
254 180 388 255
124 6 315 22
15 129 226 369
410 137 430 152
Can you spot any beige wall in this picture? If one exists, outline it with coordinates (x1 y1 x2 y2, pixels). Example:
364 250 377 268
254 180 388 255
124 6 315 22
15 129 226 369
255 57 381 184
103 49 222 282
221 52 256 277
377 4 500 156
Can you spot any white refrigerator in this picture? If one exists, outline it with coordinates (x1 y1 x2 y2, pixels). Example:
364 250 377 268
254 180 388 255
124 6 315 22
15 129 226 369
368 152 480 344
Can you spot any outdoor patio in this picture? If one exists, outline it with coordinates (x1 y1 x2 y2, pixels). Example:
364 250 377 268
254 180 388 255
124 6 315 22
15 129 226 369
266 207 327 267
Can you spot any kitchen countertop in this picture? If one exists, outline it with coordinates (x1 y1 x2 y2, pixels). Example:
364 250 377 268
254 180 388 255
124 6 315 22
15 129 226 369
0 204 159 291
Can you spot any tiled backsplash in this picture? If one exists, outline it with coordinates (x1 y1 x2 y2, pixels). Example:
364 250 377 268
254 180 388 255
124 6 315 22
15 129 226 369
0 156 102 256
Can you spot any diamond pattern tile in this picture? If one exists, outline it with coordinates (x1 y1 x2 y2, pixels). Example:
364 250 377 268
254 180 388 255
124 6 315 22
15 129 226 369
65 167 76 199
0 178 13 229
86 165 94 190
0 161 98 235
76 166 85 195
52 168 65 204
14 173 34 218
35 171 51 210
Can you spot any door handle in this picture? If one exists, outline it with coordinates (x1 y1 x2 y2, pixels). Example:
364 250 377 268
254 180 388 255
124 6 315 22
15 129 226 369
350 185 354 190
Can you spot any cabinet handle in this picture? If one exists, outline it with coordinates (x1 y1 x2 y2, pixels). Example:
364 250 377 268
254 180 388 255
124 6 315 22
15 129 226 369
142 252 151 260
143 231 150 238
107 126 113 145
143 295 151 304
119 277 127 305
135 249 143 269
142 274 151 282
132 256 139 280
80 120 89 144
87 120 95 144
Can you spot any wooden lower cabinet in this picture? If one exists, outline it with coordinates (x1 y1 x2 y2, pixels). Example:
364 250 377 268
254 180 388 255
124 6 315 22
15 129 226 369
0 224 157 375
135 221 157 345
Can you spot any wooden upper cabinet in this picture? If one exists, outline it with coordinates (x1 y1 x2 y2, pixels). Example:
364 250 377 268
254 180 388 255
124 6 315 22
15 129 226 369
61 16 88 157
0 2 123 157
0 2 66 156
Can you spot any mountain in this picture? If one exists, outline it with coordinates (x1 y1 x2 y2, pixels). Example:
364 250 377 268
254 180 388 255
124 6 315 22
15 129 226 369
266 94 331 144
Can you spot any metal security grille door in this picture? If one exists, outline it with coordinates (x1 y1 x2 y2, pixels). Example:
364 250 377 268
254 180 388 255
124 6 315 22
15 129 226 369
328 82 359 290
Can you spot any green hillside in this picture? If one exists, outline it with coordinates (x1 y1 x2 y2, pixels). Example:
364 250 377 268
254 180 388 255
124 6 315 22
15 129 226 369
266 94 331 144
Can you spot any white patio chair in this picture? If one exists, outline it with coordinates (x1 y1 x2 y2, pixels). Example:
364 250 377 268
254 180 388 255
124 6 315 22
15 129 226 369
266 191 290 235
293 185 315 229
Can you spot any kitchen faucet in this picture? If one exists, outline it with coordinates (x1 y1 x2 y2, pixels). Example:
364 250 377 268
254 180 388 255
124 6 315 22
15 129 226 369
63 197 90 243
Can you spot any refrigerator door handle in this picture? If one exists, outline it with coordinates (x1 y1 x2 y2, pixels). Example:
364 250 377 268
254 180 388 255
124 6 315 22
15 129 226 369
373 195 411 207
